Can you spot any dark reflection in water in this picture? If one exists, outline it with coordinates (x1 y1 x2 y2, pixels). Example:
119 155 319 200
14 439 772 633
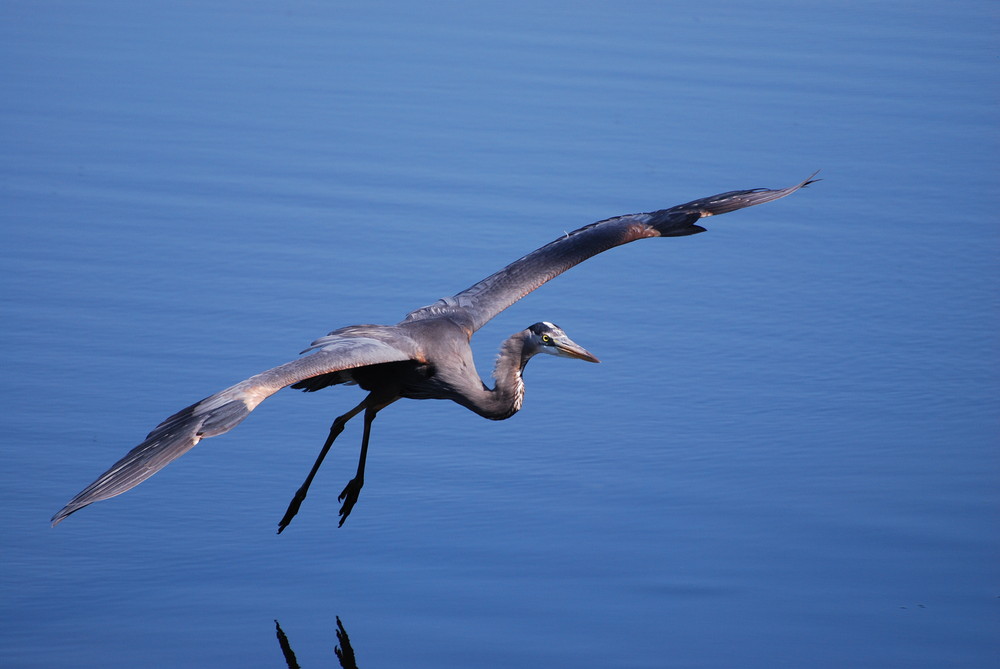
274 620 301 669
275 618 360 669
333 617 360 669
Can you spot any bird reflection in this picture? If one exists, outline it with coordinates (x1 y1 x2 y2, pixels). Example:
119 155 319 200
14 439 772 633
274 620 301 669
333 617 359 669
274 617 359 669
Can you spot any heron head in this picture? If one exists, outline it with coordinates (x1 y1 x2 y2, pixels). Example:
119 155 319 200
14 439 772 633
526 322 600 363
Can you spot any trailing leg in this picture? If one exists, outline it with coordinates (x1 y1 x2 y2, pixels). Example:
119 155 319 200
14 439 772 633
337 396 397 526
276 399 366 533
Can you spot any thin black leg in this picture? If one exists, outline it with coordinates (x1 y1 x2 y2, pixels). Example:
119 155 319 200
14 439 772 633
336 405 378 527
277 399 366 534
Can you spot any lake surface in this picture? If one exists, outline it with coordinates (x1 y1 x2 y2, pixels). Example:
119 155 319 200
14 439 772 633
2 1 997 667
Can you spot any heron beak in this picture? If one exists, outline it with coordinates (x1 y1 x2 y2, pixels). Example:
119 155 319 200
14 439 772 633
554 337 600 363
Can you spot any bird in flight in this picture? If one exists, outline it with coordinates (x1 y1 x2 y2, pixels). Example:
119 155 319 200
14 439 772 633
52 174 817 531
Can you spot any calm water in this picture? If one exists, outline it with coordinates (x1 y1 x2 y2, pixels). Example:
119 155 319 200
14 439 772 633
2 2 997 667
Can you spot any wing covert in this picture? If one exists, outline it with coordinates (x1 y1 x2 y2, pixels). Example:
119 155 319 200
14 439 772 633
51 332 418 525
404 173 817 332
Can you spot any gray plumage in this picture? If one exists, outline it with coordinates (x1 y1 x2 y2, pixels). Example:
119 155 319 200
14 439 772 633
51 174 817 529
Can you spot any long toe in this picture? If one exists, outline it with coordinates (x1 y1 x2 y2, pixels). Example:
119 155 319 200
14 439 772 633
337 479 363 526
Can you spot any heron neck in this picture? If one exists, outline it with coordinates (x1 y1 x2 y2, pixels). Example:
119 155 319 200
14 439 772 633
474 331 531 421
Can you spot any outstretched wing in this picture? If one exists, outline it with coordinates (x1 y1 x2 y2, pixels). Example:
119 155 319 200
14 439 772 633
404 173 817 333
51 333 418 525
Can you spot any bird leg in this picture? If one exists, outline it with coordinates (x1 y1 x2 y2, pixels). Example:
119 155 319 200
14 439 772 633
336 404 377 526
337 395 398 527
276 399 366 533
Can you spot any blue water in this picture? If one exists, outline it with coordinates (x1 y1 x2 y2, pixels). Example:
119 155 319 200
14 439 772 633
2 1 997 667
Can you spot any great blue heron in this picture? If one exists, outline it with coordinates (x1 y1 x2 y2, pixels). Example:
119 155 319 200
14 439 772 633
51 174 817 530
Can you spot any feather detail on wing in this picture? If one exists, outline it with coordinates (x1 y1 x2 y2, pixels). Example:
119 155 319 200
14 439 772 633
51 332 418 525
403 173 817 332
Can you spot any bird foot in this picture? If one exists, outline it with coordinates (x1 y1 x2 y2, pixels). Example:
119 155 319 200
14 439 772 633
337 477 364 526
276 489 306 534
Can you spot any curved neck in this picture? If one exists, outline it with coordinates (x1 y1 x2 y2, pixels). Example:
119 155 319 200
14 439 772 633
460 331 532 421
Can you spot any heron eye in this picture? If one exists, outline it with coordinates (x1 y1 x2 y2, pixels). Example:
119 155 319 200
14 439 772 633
541 334 552 344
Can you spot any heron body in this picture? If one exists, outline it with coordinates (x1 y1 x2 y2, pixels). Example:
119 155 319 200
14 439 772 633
52 175 817 530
